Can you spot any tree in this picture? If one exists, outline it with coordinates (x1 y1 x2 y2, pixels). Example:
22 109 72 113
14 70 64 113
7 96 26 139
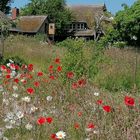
0 0 13 14
21 0 74 35
114 0 140 46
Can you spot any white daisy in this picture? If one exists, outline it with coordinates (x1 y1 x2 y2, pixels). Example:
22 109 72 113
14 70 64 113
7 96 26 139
85 138 90 140
6 63 11 67
3 137 9 140
13 85 18 91
16 111 24 119
2 99 9 106
5 124 13 129
6 112 14 120
21 79 26 83
12 93 19 98
0 129 4 139
22 96 31 103
0 85 3 92
11 71 16 77
46 96 53 101
25 123 33 130
94 92 99 96
9 59 14 63
56 131 66 139
9 119 16 125
29 106 38 113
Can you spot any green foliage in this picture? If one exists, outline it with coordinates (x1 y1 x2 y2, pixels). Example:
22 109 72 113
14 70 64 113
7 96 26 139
0 0 12 14
33 33 46 41
112 41 127 48
57 38 104 80
114 0 140 46
21 0 73 35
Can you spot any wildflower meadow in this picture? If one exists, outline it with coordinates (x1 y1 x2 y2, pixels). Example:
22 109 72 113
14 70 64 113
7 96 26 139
0 55 140 140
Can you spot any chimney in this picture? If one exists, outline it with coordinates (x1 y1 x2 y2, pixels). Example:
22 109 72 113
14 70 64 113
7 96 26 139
12 7 19 20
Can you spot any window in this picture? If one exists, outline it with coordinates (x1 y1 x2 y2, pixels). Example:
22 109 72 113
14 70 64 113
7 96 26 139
81 23 84 29
77 24 80 29
50 25 53 29
69 24 72 29
73 24 76 30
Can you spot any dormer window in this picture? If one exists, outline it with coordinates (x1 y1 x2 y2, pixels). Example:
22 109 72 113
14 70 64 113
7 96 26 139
77 24 80 29
81 23 84 29
73 24 76 30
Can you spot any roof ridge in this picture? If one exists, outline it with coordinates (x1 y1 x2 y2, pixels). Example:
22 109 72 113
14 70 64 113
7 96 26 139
67 4 105 7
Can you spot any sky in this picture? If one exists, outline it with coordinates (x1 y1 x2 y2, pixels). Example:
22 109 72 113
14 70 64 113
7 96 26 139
11 0 136 14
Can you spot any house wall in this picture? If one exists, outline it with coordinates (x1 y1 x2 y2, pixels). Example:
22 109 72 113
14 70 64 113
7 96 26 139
38 18 49 34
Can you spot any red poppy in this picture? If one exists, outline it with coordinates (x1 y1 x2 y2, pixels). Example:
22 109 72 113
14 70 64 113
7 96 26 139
72 82 78 89
55 58 60 64
34 81 40 87
46 117 53 124
21 64 27 70
27 87 34 94
74 122 80 129
0 65 6 71
124 96 135 106
87 123 95 129
103 105 111 112
14 78 19 83
57 66 62 72
77 112 82 117
67 72 74 79
28 64 33 71
48 65 54 73
97 100 103 105
6 68 11 74
49 75 55 80
20 74 25 78
37 72 43 76
26 74 33 79
15 65 20 70
37 117 46 125
10 63 15 69
50 134 59 140
78 79 86 87
6 74 11 79
21 79 27 84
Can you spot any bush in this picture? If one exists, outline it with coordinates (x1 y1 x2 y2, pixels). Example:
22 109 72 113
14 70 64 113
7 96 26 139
57 38 104 81
34 33 47 42
113 41 127 48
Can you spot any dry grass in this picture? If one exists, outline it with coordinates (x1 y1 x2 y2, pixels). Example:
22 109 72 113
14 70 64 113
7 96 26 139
94 47 140 91
4 35 66 71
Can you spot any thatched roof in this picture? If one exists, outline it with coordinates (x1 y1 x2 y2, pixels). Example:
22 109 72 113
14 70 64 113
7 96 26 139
9 16 48 33
68 4 107 28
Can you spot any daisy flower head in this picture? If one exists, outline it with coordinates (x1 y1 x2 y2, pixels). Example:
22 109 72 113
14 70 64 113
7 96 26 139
46 96 53 101
56 131 66 139
16 111 24 119
25 123 33 130
94 92 99 96
21 96 31 103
